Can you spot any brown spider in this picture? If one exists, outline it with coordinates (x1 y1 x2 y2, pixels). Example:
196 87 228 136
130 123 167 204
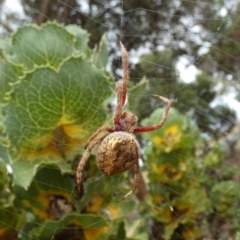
76 42 172 201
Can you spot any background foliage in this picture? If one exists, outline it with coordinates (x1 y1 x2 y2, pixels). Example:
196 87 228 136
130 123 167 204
0 0 240 240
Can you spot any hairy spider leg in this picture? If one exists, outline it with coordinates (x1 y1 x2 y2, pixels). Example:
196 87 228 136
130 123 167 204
119 41 129 107
76 137 104 192
118 161 140 202
114 42 129 124
85 125 114 149
134 95 172 133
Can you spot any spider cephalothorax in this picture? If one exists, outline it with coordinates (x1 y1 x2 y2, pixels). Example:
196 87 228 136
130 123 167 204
76 42 172 201
115 111 138 133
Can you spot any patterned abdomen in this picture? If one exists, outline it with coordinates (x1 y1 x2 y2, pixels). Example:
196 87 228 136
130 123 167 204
97 132 140 176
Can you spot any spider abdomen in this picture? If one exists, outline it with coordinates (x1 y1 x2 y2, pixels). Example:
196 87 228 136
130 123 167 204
97 132 140 176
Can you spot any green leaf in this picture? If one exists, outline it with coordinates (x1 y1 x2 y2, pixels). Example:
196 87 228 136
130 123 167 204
203 144 224 167
128 77 148 113
107 221 127 240
141 107 200 153
14 166 74 218
0 22 89 71
235 232 240 240
0 161 11 202
0 61 24 103
4 57 112 157
93 34 108 69
0 22 114 192
0 145 10 164
21 213 109 240
0 22 114 164
0 207 22 239
11 158 71 189
210 181 240 214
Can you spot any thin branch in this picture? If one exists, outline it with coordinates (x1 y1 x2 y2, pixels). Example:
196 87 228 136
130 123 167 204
62 0 71 24
0 19 13 33
37 0 50 25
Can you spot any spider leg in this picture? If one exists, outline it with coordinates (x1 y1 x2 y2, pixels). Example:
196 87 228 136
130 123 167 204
85 125 114 149
118 161 140 202
119 42 129 107
134 95 172 133
76 137 103 192
114 42 129 123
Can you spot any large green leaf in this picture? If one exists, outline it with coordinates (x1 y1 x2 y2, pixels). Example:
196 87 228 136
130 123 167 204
4 57 112 155
0 22 89 71
0 22 113 190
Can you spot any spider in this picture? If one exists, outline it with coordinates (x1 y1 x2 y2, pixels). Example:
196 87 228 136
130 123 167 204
76 42 172 201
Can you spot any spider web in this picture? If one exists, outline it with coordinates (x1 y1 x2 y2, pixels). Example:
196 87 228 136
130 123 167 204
1 0 240 240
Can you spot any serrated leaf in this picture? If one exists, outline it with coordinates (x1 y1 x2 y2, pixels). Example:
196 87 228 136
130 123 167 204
0 22 114 195
0 61 24 103
4 56 112 160
0 22 89 71
65 24 90 56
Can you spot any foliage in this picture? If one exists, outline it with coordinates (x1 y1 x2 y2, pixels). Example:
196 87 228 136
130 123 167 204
0 22 240 240
0 22 113 189
0 0 238 138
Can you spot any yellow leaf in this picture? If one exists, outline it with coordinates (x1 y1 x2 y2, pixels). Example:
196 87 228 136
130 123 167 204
153 124 182 151
182 227 196 239
18 123 87 161
86 194 104 213
106 204 121 219
84 227 109 240
151 163 182 181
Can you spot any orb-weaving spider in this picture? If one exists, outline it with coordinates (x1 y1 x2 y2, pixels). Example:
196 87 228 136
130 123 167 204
76 42 172 201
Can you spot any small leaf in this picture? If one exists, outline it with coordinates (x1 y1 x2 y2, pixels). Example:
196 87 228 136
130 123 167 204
235 232 240 240
203 144 224 167
14 166 74 219
21 213 109 240
141 108 200 152
11 158 71 189
93 34 108 68
107 221 127 240
128 77 148 113
0 207 21 239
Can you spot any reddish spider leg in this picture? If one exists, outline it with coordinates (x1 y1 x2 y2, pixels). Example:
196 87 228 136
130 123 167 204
114 42 129 124
134 95 172 133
